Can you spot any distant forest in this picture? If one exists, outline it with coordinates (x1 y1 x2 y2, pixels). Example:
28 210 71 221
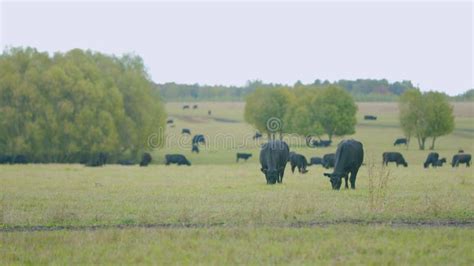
154 80 473 102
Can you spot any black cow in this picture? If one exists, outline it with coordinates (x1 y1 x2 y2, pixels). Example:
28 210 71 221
236 153 252 162
364 115 377 120
165 154 191 166
193 104 198 109
322 153 335 169
117 159 135 166
451 154 471 167
393 138 408 146
289 153 309 174
312 140 332 147
323 139 364 190
183 105 190 110
12 155 28 164
208 110 212 116
253 132 262 140
259 140 290 184
140 153 152 167
434 158 447 167
182 128 191 135
86 152 108 167
192 134 206 145
166 119 174 124
0 155 12 164
309 157 324 166
192 144 200 153
383 152 408 167
458 149 464 153
424 152 439 168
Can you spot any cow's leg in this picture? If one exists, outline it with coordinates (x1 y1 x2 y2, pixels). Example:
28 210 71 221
350 169 358 189
278 169 285 183
343 175 349 189
291 163 296 173
467 161 470 167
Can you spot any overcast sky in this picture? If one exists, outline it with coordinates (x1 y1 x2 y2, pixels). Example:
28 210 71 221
1 1 472 95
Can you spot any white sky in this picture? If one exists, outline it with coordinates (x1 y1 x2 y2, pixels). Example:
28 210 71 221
1 1 473 95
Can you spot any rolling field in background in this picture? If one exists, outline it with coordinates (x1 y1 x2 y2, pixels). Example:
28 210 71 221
1 102 473 264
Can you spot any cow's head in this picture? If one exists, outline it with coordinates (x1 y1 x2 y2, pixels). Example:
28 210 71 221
324 173 342 190
403 161 408 167
261 168 278 184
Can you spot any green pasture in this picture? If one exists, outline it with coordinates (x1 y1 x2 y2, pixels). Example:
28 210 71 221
1 102 473 264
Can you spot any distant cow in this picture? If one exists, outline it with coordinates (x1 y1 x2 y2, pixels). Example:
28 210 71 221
193 104 198 109
0 155 12 164
312 140 332 147
253 132 262 140
165 154 191 166
434 158 447 167
458 149 464 153
12 155 28 164
260 140 290 184
182 128 191 135
451 154 471 167
192 144 200 153
183 105 190 110
424 152 439 168
192 134 206 145
393 138 408 146
364 115 377 120
322 153 336 169
289 153 309 174
85 152 107 167
117 159 135 166
166 119 174 124
324 139 364 190
208 110 212 116
309 157 324 166
140 153 152 167
236 153 252 162
383 152 408 167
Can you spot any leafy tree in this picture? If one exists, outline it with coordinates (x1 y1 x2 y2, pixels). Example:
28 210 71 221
244 87 294 139
399 89 454 150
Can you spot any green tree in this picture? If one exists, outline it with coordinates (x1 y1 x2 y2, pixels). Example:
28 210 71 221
244 87 294 139
399 89 454 150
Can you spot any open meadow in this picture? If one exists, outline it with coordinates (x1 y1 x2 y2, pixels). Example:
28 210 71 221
1 102 474 264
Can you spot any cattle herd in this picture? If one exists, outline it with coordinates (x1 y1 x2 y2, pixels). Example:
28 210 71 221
1 108 471 190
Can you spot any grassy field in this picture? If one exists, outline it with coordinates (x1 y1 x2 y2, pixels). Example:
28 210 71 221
1 102 473 264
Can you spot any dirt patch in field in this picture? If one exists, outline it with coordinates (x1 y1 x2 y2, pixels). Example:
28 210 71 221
2 220 473 233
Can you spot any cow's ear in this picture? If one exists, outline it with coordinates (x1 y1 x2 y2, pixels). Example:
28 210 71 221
323 173 332 178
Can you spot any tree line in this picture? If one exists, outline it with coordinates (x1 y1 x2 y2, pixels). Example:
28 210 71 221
244 84 357 142
0 47 166 163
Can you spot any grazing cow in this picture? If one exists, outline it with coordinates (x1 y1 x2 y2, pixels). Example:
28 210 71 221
0 155 12 164
192 134 206 145
393 138 408 146
322 153 336 169
166 119 174 124
451 154 471 167
208 110 212 116
86 152 108 167
364 115 377 120
183 105 190 110
182 128 191 135
382 152 408 167
424 152 439 168
259 140 290 184
140 153 152 167
323 139 364 190
434 158 447 167
289 153 309 174
458 149 464 153
165 154 191 166
117 159 135 166
12 155 28 164
312 140 332 147
192 144 200 153
236 153 252 162
193 104 198 109
253 132 262 140
309 157 324 166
